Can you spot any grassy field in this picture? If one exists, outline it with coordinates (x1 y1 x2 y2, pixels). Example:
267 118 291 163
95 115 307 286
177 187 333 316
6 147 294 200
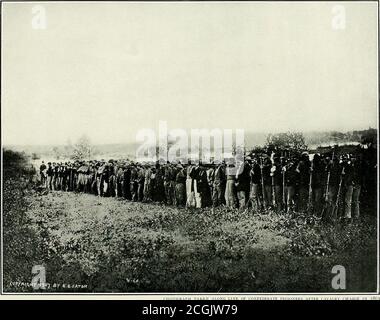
4 185 377 293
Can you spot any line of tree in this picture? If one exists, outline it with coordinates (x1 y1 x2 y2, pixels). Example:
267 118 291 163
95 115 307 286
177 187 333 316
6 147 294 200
49 135 94 161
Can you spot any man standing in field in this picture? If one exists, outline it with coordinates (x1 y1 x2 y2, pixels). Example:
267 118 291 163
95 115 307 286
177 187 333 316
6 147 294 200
115 163 124 198
260 155 272 209
225 163 237 209
283 156 298 214
169 163 179 205
249 155 262 212
95 161 106 197
343 154 363 222
296 152 310 212
39 161 47 186
212 161 226 207
122 163 131 200
164 163 174 205
322 153 340 221
174 164 187 207
46 162 54 191
310 154 324 216
52 162 60 191
129 163 138 201
194 163 209 208
236 160 251 209
143 164 153 202
186 162 196 208
137 164 145 201
270 154 283 212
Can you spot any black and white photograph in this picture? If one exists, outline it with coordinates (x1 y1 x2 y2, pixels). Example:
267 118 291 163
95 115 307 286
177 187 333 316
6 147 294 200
1 1 378 298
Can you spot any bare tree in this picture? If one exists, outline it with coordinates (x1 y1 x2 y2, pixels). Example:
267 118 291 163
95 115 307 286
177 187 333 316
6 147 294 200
71 135 92 161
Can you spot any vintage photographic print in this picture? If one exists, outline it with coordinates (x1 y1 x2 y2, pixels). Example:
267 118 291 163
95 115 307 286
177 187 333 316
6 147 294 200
1 1 378 297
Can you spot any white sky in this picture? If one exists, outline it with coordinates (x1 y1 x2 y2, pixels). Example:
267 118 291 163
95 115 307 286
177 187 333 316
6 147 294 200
2 1 378 145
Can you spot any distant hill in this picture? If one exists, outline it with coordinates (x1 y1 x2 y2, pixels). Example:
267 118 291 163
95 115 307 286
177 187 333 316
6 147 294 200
6 143 138 161
245 128 377 149
303 128 377 147
4 127 377 161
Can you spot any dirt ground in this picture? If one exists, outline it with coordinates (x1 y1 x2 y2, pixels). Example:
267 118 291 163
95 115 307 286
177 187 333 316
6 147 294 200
6 189 374 293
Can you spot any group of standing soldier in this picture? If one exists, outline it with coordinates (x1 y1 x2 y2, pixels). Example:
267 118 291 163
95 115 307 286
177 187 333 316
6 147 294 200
39 146 375 223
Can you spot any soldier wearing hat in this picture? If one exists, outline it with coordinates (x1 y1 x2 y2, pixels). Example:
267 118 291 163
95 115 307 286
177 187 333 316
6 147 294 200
46 162 54 191
236 160 251 209
310 153 324 215
283 155 298 214
296 152 311 212
174 164 187 207
129 163 138 201
270 153 283 212
122 163 132 200
212 161 226 207
163 163 175 205
343 153 363 221
321 152 341 220
248 155 262 212
260 154 272 209
225 163 237 209
39 161 47 186
186 161 196 208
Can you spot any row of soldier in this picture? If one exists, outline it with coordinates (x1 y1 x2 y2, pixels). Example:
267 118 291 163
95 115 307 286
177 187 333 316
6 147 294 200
39 149 367 222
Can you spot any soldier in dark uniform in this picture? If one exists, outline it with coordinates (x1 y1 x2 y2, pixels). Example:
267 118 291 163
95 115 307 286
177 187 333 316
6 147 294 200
122 164 131 200
60 163 68 191
236 160 251 209
154 163 165 203
115 163 124 198
212 162 226 207
195 164 210 208
164 163 174 205
66 162 72 191
51 163 59 191
174 164 187 207
170 164 179 205
107 161 116 197
86 162 96 194
296 152 310 212
270 155 283 212
190 163 202 208
249 155 262 212
72 162 79 193
39 161 47 186
46 162 54 191
260 155 272 209
129 164 138 201
283 156 298 214
310 154 324 216
89 162 97 194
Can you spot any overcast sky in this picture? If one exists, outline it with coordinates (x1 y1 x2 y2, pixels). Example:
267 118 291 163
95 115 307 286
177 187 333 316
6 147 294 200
2 2 378 145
